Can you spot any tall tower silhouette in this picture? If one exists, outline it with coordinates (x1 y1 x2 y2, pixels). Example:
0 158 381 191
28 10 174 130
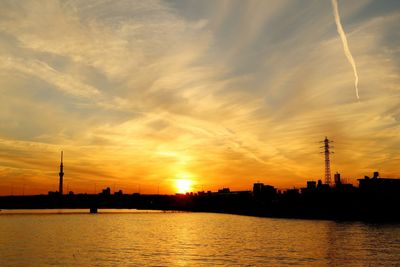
321 137 333 186
59 151 64 195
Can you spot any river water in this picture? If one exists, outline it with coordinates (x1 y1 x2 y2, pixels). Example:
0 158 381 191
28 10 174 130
0 210 399 266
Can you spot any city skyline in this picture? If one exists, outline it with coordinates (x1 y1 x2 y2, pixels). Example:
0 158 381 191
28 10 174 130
1 141 397 196
1 0 400 195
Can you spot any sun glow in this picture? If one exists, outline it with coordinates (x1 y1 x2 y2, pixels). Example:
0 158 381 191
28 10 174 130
175 179 192 194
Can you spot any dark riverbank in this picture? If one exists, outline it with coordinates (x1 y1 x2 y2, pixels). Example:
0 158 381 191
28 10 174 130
1 186 399 222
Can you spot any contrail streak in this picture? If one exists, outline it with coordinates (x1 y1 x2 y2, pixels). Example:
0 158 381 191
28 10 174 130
331 0 360 100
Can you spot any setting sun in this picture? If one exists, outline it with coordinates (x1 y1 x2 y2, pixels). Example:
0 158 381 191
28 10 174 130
175 179 192 194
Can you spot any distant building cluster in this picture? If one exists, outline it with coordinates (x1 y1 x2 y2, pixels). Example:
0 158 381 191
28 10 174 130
100 187 123 196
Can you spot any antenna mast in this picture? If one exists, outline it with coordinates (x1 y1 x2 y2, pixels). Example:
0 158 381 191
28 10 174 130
59 151 64 195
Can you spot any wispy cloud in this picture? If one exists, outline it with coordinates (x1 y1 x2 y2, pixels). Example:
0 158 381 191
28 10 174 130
0 0 399 194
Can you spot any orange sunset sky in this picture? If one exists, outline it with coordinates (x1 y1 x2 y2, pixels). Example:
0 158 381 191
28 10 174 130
0 0 399 195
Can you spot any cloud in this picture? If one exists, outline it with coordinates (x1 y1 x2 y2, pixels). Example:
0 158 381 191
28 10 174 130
0 0 399 194
1 56 100 97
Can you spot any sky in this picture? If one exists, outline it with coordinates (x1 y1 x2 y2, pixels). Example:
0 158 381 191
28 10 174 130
0 0 399 195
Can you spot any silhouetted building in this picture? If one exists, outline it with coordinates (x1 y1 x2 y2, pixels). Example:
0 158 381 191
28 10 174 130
218 188 230 193
59 151 64 195
301 181 317 194
101 187 111 196
358 172 400 192
317 179 330 191
334 172 341 186
114 190 123 196
307 181 316 190
253 183 276 198
253 183 263 194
